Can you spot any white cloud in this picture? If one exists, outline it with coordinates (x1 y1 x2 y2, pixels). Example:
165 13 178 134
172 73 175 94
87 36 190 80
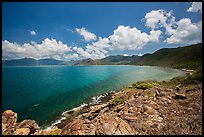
187 2 202 13
108 25 149 50
29 30 37 36
144 9 174 29
73 47 91 59
76 27 97 42
108 25 161 51
145 9 202 45
148 30 162 43
123 54 129 56
164 19 202 44
2 38 72 60
64 53 79 60
73 37 110 59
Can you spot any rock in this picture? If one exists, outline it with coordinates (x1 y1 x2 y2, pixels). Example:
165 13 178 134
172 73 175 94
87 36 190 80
82 103 109 120
95 114 135 135
18 119 40 133
141 104 158 115
173 93 187 100
61 119 96 135
124 116 137 122
154 87 166 97
2 110 18 134
13 128 30 135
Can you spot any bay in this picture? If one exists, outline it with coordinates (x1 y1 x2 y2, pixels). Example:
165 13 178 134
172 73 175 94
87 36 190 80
2 65 185 127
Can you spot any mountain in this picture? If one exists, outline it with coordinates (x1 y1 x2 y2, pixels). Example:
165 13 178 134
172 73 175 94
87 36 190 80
132 43 202 70
74 55 139 65
2 43 202 70
38 59 64 65
3 58 38 66
73 43 202 70
3 58 64 66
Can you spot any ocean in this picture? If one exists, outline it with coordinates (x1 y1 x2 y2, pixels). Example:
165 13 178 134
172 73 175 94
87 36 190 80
2 65 185 128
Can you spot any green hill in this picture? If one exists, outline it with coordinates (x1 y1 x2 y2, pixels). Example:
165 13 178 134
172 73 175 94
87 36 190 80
74 55 139 65
133 43 202 70
74 43 202 71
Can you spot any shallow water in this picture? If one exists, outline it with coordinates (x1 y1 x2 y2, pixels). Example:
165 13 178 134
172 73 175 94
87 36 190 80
2 65 185 127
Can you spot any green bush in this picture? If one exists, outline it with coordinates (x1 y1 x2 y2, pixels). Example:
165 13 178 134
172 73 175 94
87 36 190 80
136 82 154 90
183 70 202 84
111 98 125 106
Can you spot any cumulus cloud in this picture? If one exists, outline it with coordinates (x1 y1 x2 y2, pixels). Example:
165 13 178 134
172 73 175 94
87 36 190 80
108 25 149 50
2 38 73 60
148 30 162 43
73 37 110 59
187 2 202 13
123 54 129 56
164 19 202 44
144 9 175 29
145 9 202 45
76 27 97 42
73 47 91 59
29 30 37 36
108 25 162 50
64 53 79 60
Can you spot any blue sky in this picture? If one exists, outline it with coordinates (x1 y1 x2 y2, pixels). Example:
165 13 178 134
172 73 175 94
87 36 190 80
2 2 202 60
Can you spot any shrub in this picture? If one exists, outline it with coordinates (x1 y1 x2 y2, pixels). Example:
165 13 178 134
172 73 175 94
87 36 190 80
136 82 154 90
183 70 202 84
111 98 125 106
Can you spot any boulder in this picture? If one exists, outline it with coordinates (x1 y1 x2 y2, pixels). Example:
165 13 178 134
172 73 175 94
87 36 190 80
61 119 96 135
18 119 40 133
82 103 109 120
2 110 18 134
13 128 30 135
95 114 135 135
141 104 158 115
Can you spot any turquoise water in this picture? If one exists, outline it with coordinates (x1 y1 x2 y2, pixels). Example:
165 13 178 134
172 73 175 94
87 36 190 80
2 65 185 127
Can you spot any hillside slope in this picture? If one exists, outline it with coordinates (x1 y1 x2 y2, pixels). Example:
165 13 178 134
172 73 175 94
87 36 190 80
133 43 202 70
74 43 202 70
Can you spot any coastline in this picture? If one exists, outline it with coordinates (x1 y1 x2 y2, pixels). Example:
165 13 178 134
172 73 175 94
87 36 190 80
2 73 202 135
39 65 188 130
43 67 186 130
2 64 202 135
43 90 117 130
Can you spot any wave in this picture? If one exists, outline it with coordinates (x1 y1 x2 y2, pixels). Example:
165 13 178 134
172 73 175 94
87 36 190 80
43 90 116 130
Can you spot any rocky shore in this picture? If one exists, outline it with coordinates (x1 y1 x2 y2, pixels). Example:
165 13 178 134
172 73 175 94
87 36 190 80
2 77 202 135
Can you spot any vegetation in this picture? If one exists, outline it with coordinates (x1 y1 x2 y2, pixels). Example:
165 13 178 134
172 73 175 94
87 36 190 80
111 98 125 106
183 70 202 84
136 83 154 90
73 43 202 72
132 43 202 70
